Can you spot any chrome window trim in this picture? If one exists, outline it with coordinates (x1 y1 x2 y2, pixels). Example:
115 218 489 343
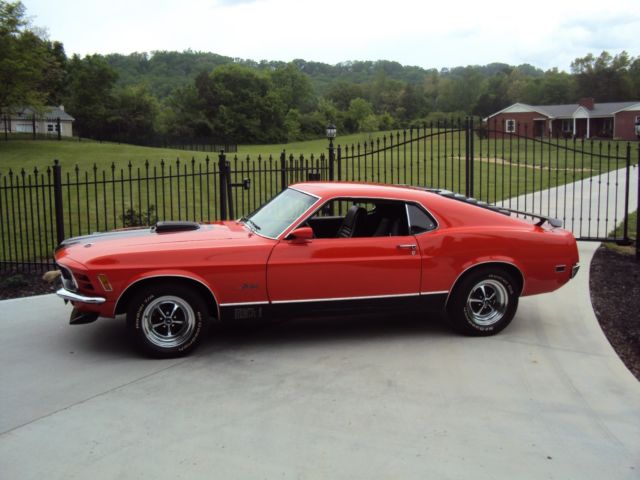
407 201 439 236
287 194 440 239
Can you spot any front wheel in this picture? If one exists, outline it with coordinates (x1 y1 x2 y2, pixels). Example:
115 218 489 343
127 284 208 357
447 269 519 336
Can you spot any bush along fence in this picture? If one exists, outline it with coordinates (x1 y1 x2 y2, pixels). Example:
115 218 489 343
1 119 638 272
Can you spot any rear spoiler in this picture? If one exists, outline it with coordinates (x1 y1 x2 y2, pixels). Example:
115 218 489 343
418 187 563 228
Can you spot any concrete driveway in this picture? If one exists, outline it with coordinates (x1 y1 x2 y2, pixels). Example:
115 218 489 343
0 242 639 479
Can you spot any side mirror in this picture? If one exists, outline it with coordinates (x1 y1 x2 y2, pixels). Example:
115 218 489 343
287 226 314 241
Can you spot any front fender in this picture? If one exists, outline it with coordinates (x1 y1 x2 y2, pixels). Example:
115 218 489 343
113 269 220 318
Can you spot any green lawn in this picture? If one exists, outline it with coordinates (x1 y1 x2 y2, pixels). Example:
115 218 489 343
606 211 638 255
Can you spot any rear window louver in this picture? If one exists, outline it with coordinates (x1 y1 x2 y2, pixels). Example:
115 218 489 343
410 186 563 228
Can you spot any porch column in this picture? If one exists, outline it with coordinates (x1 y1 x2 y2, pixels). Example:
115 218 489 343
586 118 590 139
573 117 576 137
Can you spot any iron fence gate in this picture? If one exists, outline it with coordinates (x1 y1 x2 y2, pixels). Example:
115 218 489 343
332 119 637 244
1 120 638 272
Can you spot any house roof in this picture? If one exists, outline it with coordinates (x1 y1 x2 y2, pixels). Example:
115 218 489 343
10 106 75 122
486 101 640 121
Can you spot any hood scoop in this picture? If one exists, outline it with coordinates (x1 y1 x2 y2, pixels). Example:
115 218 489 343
152 221 201 233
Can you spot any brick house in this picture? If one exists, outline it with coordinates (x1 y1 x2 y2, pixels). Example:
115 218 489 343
3 106 75 138
484 98 640 141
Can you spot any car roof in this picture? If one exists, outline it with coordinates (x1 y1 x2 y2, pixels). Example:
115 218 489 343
291 182 431 201
290 181 535 230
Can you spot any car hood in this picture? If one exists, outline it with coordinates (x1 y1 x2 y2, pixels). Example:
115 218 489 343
55 221 265 267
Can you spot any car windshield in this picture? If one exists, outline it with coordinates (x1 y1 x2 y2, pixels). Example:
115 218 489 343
242 188 318 239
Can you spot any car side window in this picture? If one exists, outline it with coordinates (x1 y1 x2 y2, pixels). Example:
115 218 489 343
306 198 410 238
407 203 437 234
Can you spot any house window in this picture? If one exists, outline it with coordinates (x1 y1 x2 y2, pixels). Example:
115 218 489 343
505 119 516 133
562 119 573 132
47 124 54 132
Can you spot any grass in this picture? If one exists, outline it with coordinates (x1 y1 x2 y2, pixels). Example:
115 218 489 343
605 211 638 255
0 139 216 171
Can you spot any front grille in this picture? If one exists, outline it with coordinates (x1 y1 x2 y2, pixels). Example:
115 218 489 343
76 274 94 291
58 265 78 292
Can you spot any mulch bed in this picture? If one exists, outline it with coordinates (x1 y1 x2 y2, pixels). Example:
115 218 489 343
0 270 58 300
589 246 640 381
2 251 639 381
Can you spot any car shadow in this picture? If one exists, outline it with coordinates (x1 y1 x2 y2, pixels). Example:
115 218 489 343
80 312 451 359
196 312 451 357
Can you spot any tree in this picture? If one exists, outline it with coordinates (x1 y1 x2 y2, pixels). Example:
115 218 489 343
0 1 66 114
325 81 366 110
270 63 316 113
347 98 376 132
108 84 159 141
195 64 286 143
571 51 634 101
159 83 210 138
63 54 118 138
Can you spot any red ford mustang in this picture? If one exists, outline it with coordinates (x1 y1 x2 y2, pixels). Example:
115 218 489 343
55 182 579 357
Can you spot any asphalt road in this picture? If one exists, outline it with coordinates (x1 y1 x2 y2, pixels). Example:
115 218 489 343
0 241 639 479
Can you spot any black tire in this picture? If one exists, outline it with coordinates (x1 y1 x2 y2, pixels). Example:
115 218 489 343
446 268 519 336
126 283 208 358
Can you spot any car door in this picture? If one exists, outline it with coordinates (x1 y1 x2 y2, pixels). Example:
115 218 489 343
266 199 422 309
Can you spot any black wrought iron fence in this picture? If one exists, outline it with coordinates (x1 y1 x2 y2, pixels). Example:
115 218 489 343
1 120 637 272
0 151 328 272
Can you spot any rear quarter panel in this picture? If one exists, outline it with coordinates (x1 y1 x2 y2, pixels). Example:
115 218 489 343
416 211 578 297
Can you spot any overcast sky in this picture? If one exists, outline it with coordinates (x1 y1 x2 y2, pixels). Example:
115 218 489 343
24 0 639 72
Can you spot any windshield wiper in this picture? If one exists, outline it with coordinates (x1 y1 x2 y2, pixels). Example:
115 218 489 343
240 216 261 231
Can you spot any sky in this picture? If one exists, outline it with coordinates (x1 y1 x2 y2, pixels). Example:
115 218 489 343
23 0 640 72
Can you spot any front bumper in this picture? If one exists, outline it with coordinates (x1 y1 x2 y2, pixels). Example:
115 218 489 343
56 287 106 305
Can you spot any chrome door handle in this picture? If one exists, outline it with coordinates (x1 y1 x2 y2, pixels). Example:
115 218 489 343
397 244 417 255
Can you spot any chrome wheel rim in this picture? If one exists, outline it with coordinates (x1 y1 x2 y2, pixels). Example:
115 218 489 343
142 296 196 348
466 279 508 326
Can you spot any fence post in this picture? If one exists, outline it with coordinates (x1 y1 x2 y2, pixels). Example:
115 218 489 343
622 143 631 243
52 159 65 244
337 145 342 181
328 137 335 181
280 150 287 191
226 160 234 220
465 118 470 196
218 151 227 221
466 117 475 197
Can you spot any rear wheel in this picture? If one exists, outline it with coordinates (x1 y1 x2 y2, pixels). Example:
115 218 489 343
447 268 519 336
127 284 208 357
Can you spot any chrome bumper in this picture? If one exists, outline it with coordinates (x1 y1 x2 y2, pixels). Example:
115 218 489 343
56 287 106 305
